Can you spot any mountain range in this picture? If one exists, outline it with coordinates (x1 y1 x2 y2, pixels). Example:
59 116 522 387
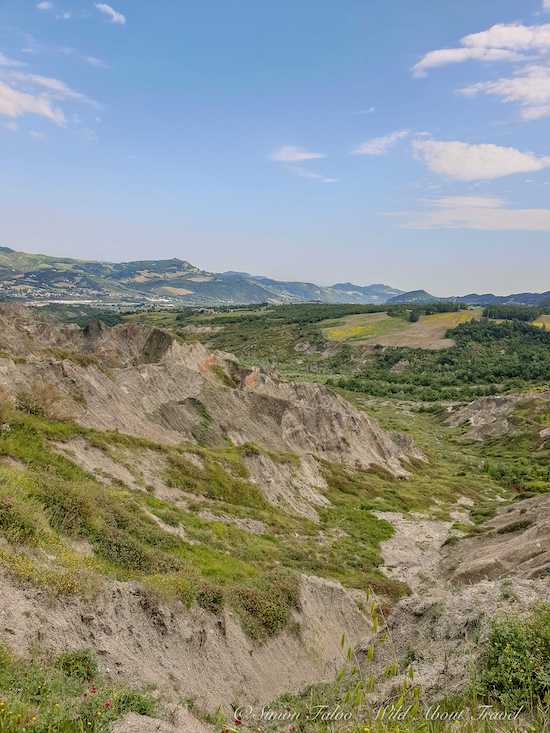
0 247 402 305
388 288 550 306
0 247 548 306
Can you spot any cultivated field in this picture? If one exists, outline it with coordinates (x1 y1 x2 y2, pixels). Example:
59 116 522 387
322 308 481 350
533 314 550 329
321 312 405 342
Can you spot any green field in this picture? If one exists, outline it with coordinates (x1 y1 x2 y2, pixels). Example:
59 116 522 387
322 308 481 349
322 312 407 342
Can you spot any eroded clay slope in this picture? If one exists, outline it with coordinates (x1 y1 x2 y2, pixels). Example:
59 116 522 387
0 306 424 485
359 493 550 702
0 571 370 711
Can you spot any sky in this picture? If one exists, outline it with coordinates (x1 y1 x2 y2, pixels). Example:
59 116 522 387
1 1 550 295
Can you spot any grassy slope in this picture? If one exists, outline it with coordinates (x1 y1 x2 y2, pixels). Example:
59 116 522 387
0 645 157 733
4 304 550 730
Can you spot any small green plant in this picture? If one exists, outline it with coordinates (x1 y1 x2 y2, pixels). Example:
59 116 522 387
0 643 157 733
475 603 550 711
54 649 98 682
231 571 300 640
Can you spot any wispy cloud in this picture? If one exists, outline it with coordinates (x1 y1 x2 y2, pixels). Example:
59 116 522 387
270 146 336 182
460 64 550 120
36 1 53 10
391 195 550 231
545 0 550 11
0 62 95 127
353 129 409 156
85 56 109 69
95 3 126 25
413 138 550 181
0 81 65 125
413 47 524 77
0 53 26 68
8 71 88 102
287 165 338 183
413 23 550 76
270 145 325 162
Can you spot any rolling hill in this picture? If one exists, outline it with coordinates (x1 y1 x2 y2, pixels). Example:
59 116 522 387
1 246 549 308
0 246 402 305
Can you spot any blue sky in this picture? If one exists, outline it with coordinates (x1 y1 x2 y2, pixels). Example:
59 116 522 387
1 0 550 294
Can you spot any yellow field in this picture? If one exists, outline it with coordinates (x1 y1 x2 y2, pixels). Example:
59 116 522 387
322 308 481 350
322 312 404 342
532 314 550 329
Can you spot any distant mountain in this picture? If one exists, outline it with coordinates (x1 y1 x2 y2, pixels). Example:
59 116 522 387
330 282 404 304
456 292 550 306
387 289 438 305
0 247 404 306
388 288 550 307
1 246 547 307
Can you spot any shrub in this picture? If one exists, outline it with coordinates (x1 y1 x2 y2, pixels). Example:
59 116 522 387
112 689 156 717
196 582 224 615
231 571 300 640
0 492 39 545
475 603 550 710
54 649 98 682
31 478 95 537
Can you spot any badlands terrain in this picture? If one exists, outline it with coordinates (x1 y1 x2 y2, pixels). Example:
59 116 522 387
0 302 548 732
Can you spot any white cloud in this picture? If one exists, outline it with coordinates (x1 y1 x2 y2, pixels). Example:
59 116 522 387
462 23 550 52
30 130 46 139
353 129 410 155
0 81 65 125
545 0 550 11
413 47 524 76
7 71 88 102
270 145 325 162
392 195 550 231
86 56 108 69
95 3 126 25
288 165 337 183
0 66 94 127
413 139 550 181
36 1 53 9
0 53 25 68
413 23 550 76
460 65 550 120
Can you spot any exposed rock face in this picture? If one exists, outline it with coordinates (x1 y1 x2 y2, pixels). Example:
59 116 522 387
442 494 550 584
0 571 371 712
446 392 550 441
361 494 550 702
0 306 425 521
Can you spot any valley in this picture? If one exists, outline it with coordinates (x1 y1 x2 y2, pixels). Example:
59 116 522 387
0 301 548 732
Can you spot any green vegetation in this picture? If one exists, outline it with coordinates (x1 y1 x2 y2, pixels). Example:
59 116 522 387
237 595 550 733
483 304 543 322
0 401 417 637
333 319 550 401
475 604 550 711
0 645 156 732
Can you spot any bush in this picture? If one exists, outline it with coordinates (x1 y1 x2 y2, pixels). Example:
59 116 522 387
196 582 224 615
54 649 98 682
231 571 300 640
476 603 550 710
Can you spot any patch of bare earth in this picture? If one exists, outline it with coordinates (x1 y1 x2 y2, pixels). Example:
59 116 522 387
362 495 550 701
